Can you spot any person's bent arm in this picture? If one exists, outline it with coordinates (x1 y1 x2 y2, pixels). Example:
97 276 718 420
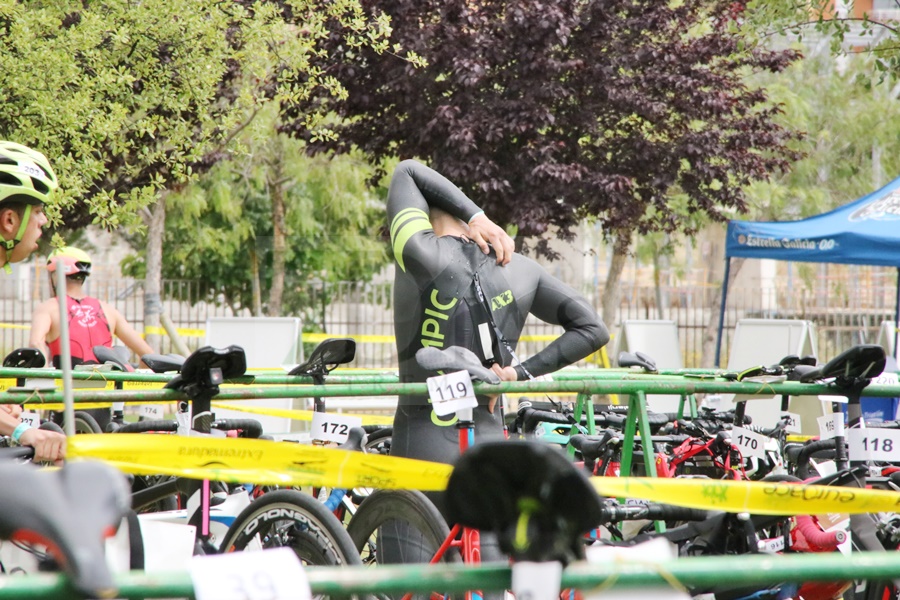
107 306 154 365
28 303 53 363
387 160 514 269
514 271 609 379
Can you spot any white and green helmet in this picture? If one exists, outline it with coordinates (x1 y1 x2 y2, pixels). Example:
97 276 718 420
0 141 58 254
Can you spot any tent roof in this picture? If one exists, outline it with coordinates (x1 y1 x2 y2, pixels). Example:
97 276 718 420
726 175 900 267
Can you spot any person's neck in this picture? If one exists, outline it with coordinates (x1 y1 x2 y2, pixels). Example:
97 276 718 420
58 282 86 300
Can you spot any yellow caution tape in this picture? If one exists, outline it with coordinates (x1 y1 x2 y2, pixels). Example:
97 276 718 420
145 325 206 338
592 476 900 515
0 378 15 392
68 433 451 490
26 402 113 411
0 323 30 330
211 402 394 426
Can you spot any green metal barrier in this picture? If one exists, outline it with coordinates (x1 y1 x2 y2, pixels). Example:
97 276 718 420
1 553 898 599
3 378 900 404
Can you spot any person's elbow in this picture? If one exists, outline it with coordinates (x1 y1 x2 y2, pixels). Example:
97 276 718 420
587 319 610 351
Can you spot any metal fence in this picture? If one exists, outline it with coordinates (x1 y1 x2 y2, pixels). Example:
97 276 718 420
2 272 897 369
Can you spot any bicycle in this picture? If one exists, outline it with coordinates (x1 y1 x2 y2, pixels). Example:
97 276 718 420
345 346 505 600
117 344 365 572
0 446 131 598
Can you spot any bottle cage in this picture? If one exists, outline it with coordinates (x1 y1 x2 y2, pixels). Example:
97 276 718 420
2 347 45 369
288 338 356 384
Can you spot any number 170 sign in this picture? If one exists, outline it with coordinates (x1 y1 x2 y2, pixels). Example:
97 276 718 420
426 370 478 417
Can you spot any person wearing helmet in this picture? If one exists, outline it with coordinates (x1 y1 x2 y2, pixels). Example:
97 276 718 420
30 246 155 369
0 141 66 460
29 247 155 432
0 141 55 272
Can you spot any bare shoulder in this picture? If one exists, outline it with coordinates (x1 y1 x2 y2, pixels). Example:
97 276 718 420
33 297 59 315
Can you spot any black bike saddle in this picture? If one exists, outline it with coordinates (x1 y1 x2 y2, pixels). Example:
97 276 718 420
288 338 356 379
2 347 45 369
797 344 886 389
0 459 130 598
141 353 186 373
92 345 133 371
165 345 247 397
617 351 657 372
445 440 602 564
415 346 501 384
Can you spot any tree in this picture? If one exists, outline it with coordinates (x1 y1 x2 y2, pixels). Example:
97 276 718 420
0 0 397 345
123 140 388 317
283 0 803 331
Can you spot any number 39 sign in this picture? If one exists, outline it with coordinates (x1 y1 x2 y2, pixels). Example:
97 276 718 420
426 370 477 417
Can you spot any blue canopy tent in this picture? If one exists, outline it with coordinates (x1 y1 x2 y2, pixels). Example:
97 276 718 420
715 176 900 366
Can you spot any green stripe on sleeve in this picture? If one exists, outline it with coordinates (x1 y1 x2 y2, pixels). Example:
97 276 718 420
391 214 431 272
390 208 428 241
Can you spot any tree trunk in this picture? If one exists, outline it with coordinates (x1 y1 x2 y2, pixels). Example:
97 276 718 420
699 257 745 368
601 234 631 337
267 153 287 317
143 195 166 352
249 245 262 316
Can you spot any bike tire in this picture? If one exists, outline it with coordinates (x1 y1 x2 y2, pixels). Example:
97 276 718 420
364 427 392 456
346 489 460 564
220 489 361 567
72 411 103 434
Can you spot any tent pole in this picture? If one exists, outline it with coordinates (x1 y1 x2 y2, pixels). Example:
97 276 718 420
894 267 899 361
715 258 732 368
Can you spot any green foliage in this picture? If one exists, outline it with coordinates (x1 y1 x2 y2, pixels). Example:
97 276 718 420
286 0 803 259
123 140 388 314
742 52 900 220
0 0 395 233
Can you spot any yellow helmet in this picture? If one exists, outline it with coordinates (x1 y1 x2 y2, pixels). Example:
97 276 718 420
47 246 92 276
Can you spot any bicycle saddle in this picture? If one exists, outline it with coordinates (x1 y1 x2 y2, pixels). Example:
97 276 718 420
92 345 133 371
165 345 247 397
445 440 602 564
415 346 501 384
288 337 356 380
797 344 886 389
0 460 130 598
617 351 657 372
141 352 186 373
2 347 45 369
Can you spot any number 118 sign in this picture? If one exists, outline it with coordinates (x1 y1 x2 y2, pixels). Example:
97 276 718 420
426 370 478 417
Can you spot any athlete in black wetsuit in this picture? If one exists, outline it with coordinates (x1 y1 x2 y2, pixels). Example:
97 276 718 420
388 159 610 464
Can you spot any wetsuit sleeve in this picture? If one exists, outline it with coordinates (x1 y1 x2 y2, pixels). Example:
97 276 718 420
387 160 483 275
514 270 610 379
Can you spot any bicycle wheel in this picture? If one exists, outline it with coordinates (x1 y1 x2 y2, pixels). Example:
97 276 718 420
220 489 361 567
72 411 103 434
363 427 392 456
346 489 460 565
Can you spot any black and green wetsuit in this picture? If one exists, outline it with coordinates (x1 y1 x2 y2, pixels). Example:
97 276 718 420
388 159 610 465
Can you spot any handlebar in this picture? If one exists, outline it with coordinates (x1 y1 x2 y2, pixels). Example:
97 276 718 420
599 501 708 524
210 418 264 439
113 419 180 434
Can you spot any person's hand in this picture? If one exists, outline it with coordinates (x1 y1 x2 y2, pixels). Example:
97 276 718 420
486 364 518 413
467 214 515 266
490 364 518 382
0 404 22 419
18 427 66 464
